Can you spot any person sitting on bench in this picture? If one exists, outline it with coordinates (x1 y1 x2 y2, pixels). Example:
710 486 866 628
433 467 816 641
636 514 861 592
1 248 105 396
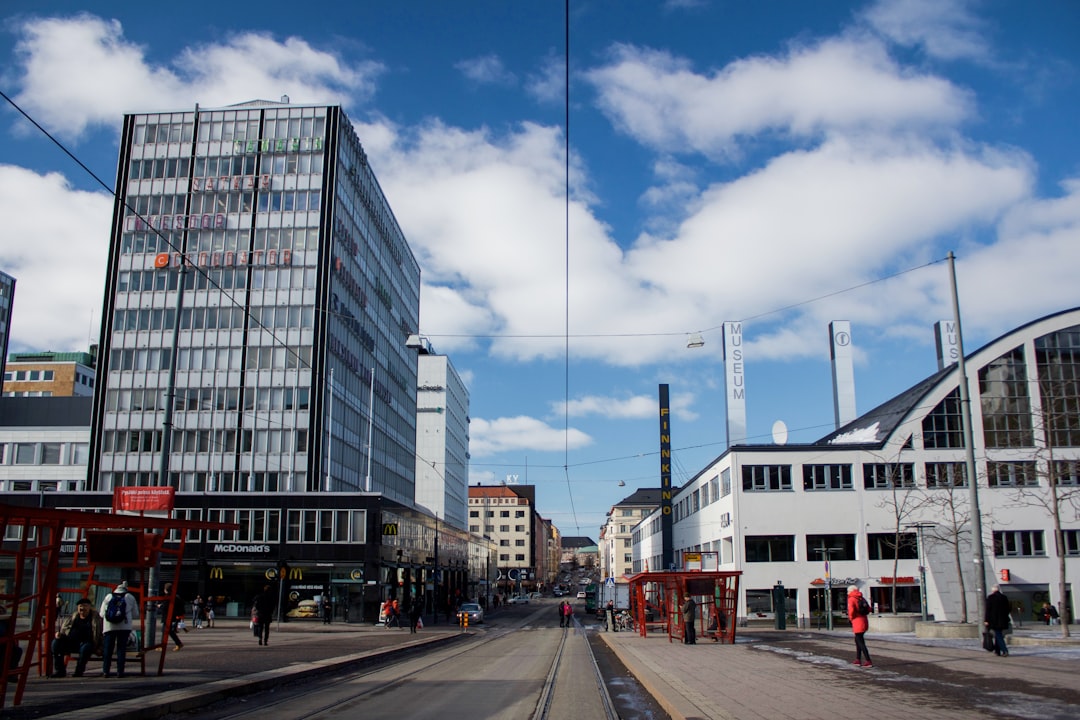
51 598 102 677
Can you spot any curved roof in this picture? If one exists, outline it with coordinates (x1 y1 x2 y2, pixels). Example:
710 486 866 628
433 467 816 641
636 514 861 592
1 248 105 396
815 306 1080 448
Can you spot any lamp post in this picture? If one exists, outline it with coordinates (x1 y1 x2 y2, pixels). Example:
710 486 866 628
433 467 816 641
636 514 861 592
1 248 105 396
814 545 842 631
948 251 988 610
906 522 935 622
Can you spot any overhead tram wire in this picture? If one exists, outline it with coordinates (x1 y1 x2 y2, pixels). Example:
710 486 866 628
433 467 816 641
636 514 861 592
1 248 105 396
561 0 582 536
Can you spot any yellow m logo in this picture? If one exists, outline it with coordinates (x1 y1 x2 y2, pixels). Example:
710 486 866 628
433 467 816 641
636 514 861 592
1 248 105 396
209 567 223 580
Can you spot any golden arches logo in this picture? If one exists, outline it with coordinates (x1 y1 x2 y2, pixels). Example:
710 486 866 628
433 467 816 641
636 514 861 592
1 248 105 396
288 567 303 580
209 567 223 580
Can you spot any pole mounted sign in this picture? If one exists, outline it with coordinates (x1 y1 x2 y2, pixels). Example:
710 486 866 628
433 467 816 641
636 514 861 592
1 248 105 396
112 486 175 514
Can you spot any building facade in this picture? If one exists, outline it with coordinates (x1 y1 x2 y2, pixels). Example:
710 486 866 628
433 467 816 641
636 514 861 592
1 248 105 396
413 349 470 530
600 488 660 582
0 271 14 384
88 100 421 502
2 100 475 621
469 484 537 595
3 351 97 397
0 397 91 492
635 308 1080 626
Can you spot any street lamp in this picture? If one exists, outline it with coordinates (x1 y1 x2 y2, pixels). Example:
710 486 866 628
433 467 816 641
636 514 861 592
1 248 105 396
905 522 935 622
814 545 843 631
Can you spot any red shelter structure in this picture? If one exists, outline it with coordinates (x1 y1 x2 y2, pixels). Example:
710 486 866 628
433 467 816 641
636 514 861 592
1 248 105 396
0 502 237 708
626 570 741 644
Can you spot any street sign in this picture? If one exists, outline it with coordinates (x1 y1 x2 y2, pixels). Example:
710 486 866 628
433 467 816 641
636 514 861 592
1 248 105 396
605 577 615 587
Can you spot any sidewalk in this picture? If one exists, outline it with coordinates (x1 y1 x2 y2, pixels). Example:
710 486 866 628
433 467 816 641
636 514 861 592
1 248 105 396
5 617 466 719
597 625 1080 720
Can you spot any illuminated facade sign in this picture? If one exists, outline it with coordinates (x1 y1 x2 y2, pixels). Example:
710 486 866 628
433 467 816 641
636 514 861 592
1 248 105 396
659 384 674 570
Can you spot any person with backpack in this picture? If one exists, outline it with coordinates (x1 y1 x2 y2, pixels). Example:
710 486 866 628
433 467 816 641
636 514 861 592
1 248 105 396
99 581 139 677
846 584 873 668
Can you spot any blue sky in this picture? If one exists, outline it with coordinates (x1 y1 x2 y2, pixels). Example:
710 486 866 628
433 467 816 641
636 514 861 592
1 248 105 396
2 1 1080 535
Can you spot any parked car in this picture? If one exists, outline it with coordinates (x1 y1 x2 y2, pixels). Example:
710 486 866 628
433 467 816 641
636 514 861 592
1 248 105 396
507 595 530 605
576 591 587 599
553 588 565 597
456 602 484 624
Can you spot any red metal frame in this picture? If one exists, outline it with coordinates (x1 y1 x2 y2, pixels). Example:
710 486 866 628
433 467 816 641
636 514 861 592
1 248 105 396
626 570 741 644
0 503 236 708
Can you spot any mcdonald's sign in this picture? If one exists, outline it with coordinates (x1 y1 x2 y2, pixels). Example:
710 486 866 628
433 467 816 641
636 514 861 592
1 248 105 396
382 523 399 536
288 567 303 580
209 567 223 580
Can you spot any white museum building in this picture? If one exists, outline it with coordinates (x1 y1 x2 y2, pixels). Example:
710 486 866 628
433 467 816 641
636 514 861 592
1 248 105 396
634 308 1079 626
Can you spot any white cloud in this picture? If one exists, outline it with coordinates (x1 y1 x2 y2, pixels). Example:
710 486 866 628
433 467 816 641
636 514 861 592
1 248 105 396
12 14 381 138
455 54 516 86
555 391 697 422
861 0 992 62
585 38 971 158
0 165 112 352
525 52 565 104
469 415 592 457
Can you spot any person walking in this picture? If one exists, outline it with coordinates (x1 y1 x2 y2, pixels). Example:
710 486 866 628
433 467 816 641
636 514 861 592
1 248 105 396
50 598 102 677
558 600 567 628
682 595 697 645
99 581 139 678
192 595 204 629
409 598 423 633
561 600 573 628
985 585 1011 656
159 583 185 651
846 584 873 667
252 585 276 646
205 598 215 628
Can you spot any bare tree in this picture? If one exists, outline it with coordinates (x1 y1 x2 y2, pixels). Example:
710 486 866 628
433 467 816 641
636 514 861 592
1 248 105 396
873 459 931 614
918 462 975 622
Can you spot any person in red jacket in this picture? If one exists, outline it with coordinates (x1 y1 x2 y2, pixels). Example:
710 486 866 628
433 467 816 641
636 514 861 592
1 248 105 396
846 585 873 667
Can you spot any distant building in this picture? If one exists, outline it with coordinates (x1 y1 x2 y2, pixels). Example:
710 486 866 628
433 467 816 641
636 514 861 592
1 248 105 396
0 396 91 492
3 351 97 397
599 488 661 581
413 346 470 530
0 271 14 384
469 483 539 594
560 536 599 570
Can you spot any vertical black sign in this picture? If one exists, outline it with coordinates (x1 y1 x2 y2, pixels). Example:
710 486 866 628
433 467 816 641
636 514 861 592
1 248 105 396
659 384 674 570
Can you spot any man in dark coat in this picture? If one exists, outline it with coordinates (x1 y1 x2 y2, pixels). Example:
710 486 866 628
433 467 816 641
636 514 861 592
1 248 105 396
984 585 1011 656
252 585 276 646
682 595 697 644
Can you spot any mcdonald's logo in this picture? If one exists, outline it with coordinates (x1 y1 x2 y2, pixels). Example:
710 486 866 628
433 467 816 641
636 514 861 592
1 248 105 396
382 523 399 536
210 567 223 580
288 567 303 580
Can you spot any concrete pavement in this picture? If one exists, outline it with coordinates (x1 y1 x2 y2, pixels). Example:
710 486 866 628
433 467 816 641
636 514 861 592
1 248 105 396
7 611 1078 719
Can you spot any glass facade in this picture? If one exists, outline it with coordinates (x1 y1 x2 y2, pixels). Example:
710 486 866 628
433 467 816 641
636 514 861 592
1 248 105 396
89 103 421 505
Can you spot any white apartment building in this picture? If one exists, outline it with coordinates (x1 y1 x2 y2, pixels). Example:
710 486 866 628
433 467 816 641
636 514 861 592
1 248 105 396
635 308 1080 625
600 488 661 582
413 347 470 531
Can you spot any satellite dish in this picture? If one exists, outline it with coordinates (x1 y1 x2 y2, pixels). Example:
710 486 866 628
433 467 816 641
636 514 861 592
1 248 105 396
772 420 789 445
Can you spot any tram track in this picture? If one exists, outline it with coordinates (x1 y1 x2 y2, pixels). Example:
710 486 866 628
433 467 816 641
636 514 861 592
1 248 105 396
196 605 619 720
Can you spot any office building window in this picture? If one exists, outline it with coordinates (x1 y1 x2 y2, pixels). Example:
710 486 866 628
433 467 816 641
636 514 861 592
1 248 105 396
987 461 1037 487
867 532 918 560
806 534 857 561
993 530 1045 557
803 464 852 491
863 463 915 489
742 465 792 492
745 535 795 562
980 348 1033 448
925 462 967 488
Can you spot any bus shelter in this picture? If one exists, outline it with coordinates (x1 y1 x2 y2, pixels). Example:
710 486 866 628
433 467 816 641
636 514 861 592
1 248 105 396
0 502 237 708
626 570 741 644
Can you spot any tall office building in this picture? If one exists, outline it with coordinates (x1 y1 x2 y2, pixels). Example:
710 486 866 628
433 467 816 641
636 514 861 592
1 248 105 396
88 100 422 502
0 271 14 384
413 349 470 529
